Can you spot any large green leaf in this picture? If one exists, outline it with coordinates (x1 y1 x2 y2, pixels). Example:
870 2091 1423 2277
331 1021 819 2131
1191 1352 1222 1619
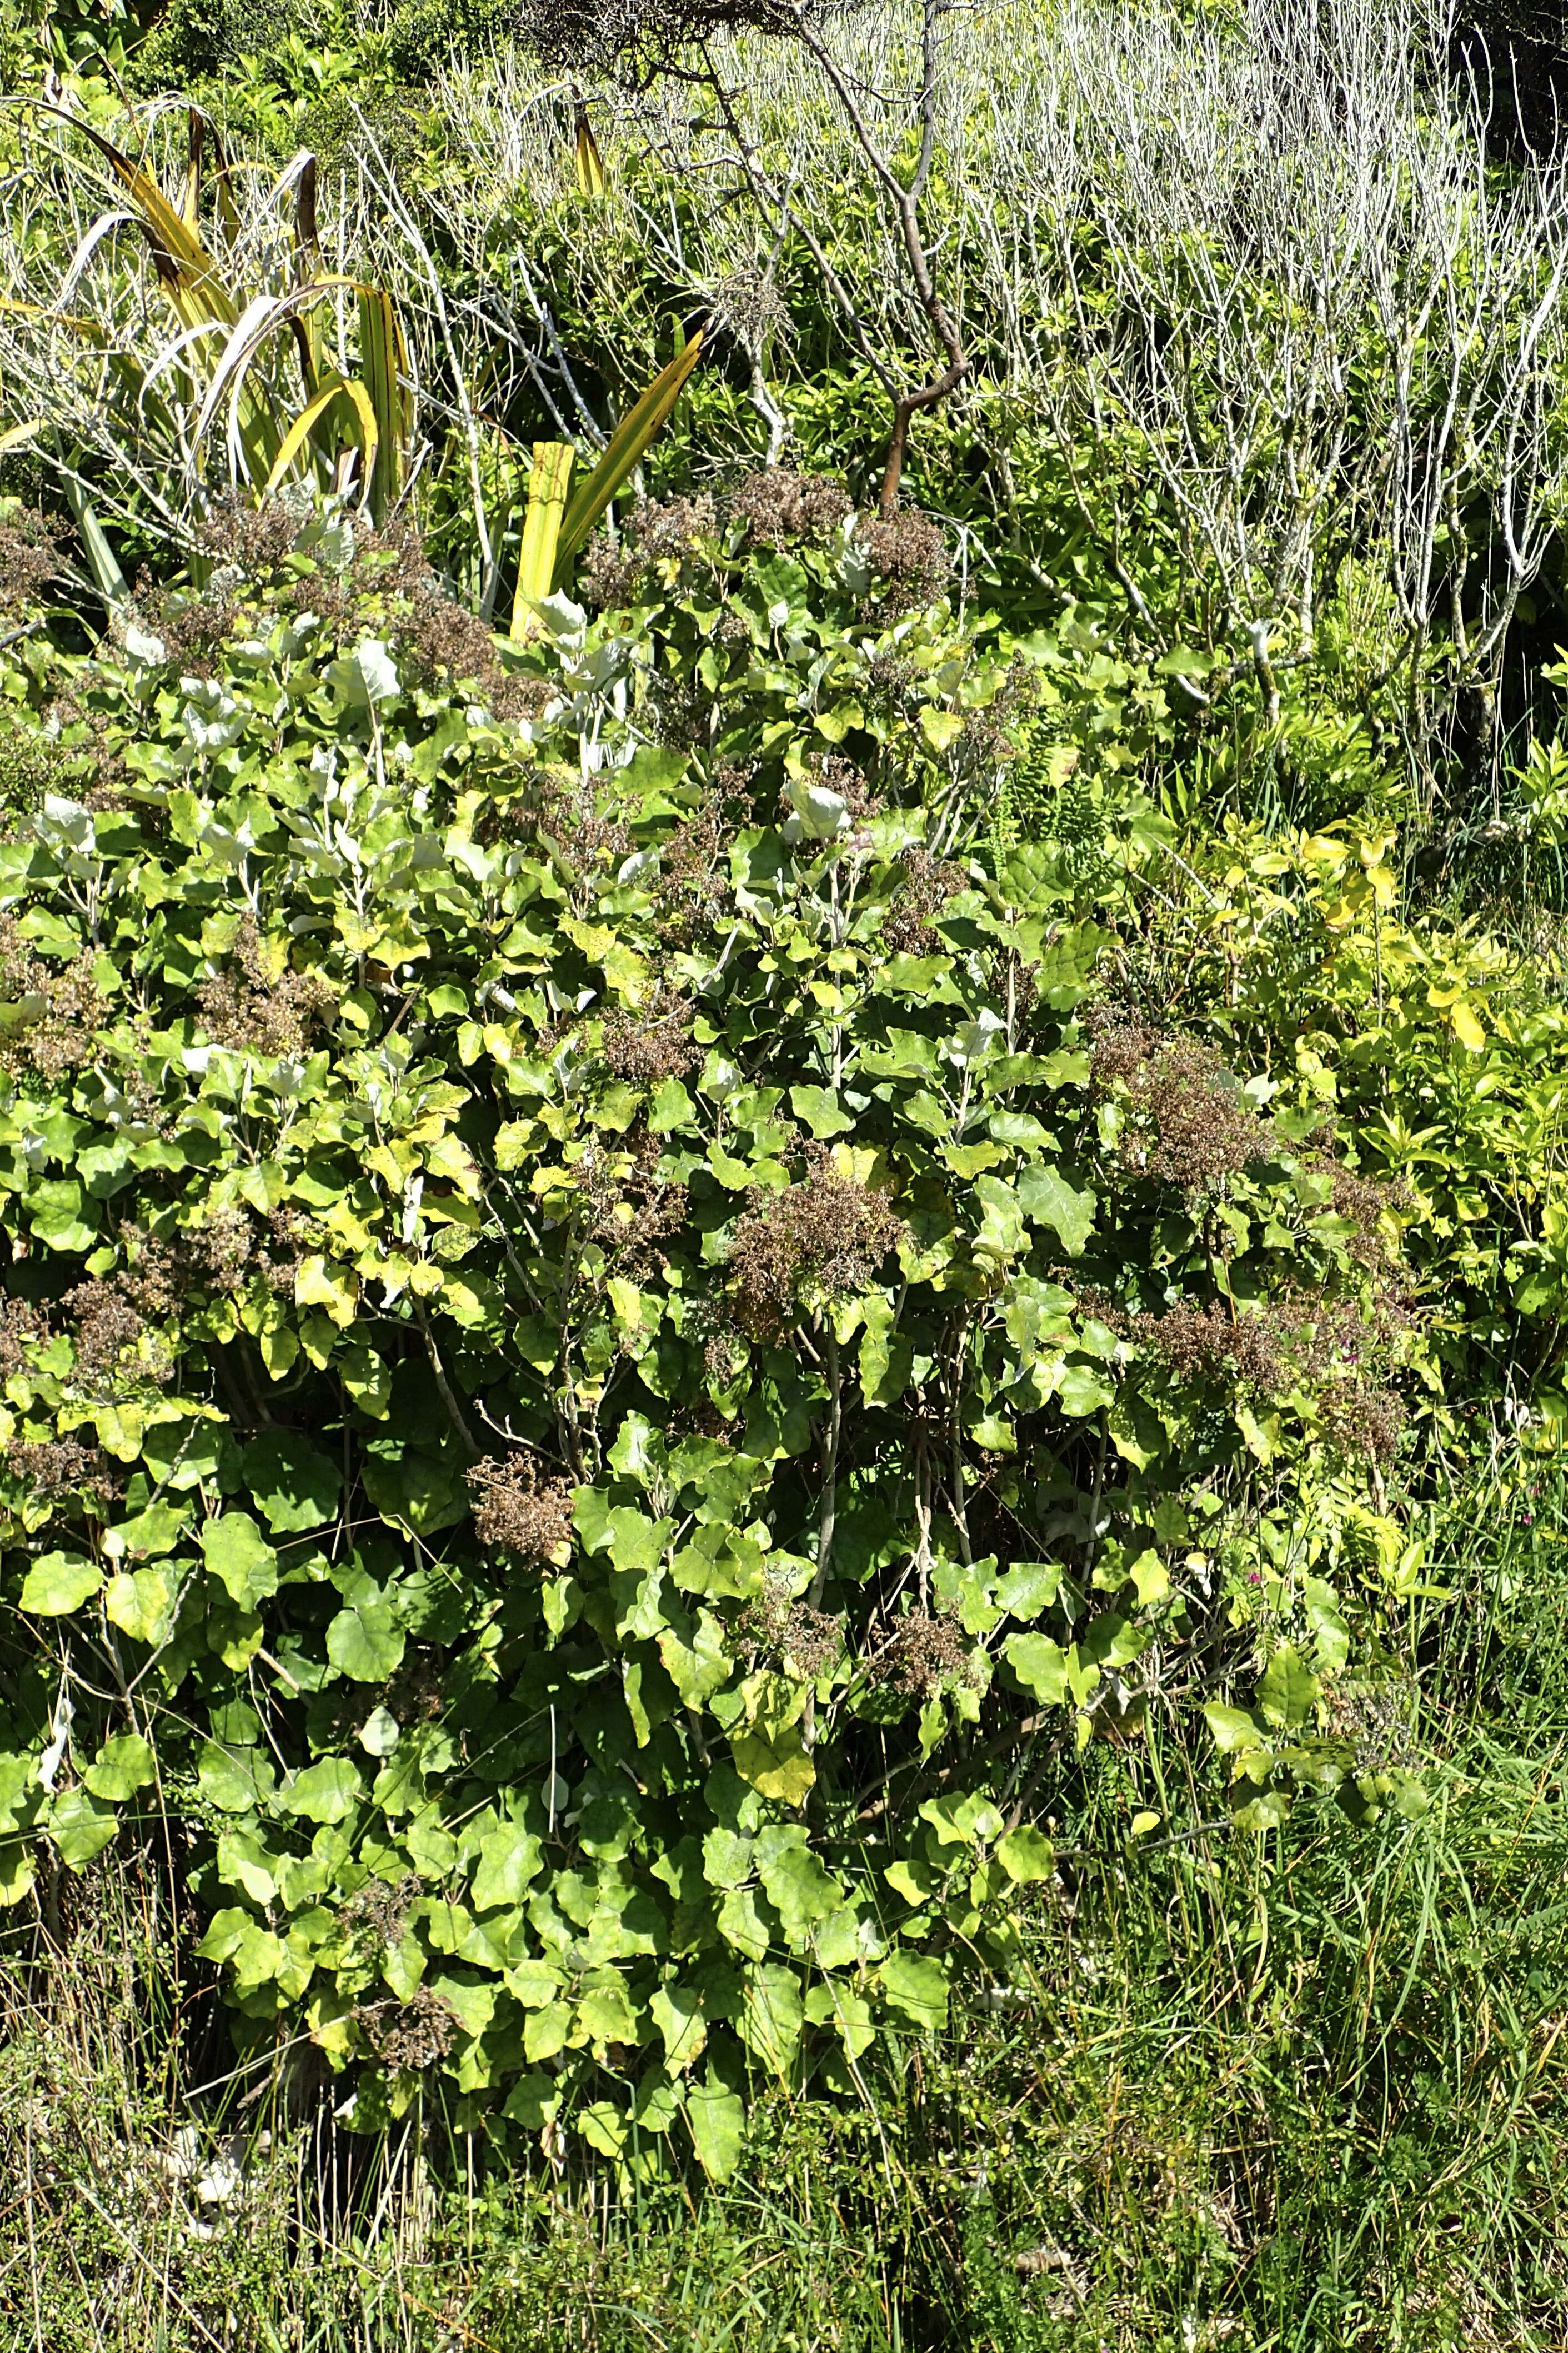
881 1949 949 2032
1017 1164 1096 1255
325 1601 405 1683
684 2074 746 2180
243 1430 342 1533
201 1514 279 1611
19 1553 103 1616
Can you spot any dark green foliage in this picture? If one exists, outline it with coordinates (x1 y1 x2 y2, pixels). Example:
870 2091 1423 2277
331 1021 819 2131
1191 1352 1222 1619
383 0 512 79
128 0 294 84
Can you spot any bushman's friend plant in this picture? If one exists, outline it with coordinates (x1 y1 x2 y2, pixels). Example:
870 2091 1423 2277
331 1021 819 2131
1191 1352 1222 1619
0 486 1428 2174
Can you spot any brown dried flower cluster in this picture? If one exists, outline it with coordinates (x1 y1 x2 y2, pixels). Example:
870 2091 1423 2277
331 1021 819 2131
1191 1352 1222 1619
136 582 240 680
112 1231 187 1321
579 1131 686 1275
883 845 964 956
181 1208 257 1298
3 1438 118 1505
1135 1300 1289 1393
1084 1014 1165 1085
193 494 302 580
109 1211 286 1318
49 1213 268 1395
353 1985 457 2070
805 751 883 832
579 496 718 608
537 771 635 876
1138 1292 1407 1463
861 648 918 724
856 511 949 613
730 470 851 550
467 1453 575 1561
279 517 429 629
387 1653 447 1724
0 1297 45 1381
714 760 762 821
1308 1295 1411 1462
1322 1678 1416 1772
394 570 558 727
1311 1153 1407 1278
708 267 791 352
0 509 62 612
870 1608 976 1697
651 672 720 754
654 803 728 944
0 916 106 1083
226 514 548 723
600 987 699 1086
196 920 334 1060
0 719 73 830
341 1872 422 1950
727 1147 903 1340
736 1574 843 1677
1320 1381 1405 1465
1096 1029 1265 1190
62 1279 166 1390
259 1205 313 1294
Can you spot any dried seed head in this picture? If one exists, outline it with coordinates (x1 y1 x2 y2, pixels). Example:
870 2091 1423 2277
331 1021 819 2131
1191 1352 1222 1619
0 916 106 1083
196 919 334 1060
537 771 635 873
1322 1679 1416 1773
883 844 964 955
729 470 851 550
340 1872 422 1950
1135 1301 1287 1393
0 1296 46 1380
856 511 949 612
579 1130 686 1276
0 508 62 612
726 1146 903 1341
467 1454 574 1562
870 1609 975 1697
4 1438 118 1505
1097 1031 1265 1190
352 1984 457 2070
62 1282 149 1389
515 0 810 78
736 1573 843 1677
600 987 699 1085
1136 1290 1409 1465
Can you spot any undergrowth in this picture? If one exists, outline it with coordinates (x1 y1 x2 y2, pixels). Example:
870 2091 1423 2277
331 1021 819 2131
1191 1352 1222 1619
3 1467 1563 2353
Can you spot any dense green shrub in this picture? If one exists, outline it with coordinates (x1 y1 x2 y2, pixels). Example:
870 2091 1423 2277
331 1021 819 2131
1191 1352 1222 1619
126 0 295 86
0 490 1434 2167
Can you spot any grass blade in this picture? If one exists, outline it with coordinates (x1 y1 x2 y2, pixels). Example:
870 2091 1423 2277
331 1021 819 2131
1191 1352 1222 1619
58 469 126 605
181 108 202 231
575 114 607 198
37 104 235 328
263 373 379 498
553 324 706 587
511 441 575 638
356 284 409 524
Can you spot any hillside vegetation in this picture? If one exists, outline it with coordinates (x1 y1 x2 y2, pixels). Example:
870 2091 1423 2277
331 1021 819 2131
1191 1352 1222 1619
0 1 1566 2346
